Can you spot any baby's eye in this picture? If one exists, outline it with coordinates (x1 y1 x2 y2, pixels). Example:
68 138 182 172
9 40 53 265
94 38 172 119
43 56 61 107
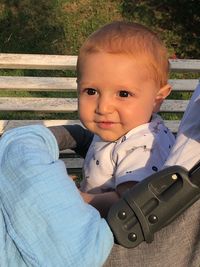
85 88 97 95
118 90 131 97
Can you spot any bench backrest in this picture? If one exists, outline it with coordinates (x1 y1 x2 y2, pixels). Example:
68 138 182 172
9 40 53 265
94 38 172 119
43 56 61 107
0 53 199 173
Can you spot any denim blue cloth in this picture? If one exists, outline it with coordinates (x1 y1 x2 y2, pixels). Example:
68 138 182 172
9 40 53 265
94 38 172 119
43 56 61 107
0 125 113 266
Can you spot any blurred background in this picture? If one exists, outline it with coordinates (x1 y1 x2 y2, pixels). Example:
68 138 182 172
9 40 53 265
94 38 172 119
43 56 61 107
0 0 199 58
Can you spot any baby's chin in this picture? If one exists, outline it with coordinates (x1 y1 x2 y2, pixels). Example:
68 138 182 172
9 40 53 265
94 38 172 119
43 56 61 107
84 123 125 142
96 132 122 142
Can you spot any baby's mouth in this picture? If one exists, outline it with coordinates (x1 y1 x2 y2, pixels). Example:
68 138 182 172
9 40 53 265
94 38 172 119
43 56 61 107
96 121 117 129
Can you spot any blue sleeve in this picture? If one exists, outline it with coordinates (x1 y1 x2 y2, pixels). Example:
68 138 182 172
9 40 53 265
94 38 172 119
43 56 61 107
0 125 113 267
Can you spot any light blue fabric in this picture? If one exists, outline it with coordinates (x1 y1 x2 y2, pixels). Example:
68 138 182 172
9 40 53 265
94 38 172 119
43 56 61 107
0 125 113 266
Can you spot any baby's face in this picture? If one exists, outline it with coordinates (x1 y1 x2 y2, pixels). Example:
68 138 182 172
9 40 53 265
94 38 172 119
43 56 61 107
78 52 160 142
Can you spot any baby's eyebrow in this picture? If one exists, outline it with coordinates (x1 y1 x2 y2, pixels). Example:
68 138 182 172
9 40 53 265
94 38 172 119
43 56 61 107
78 81 96 87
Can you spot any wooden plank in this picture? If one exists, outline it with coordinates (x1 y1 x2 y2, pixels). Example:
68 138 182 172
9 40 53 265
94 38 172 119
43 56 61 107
0 119 81 134
164 120 180 133
0 53 77 70
169 79 199 91
0 97 77 112
0 119 181 135
61 157 84 169
170 59 200 72
0 76 77 91
161 99 189 112
0 54 199 72
0 76 198 92
0 97 189 112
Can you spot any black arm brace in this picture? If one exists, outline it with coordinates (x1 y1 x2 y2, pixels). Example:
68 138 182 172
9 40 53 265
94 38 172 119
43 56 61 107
107 161 200 248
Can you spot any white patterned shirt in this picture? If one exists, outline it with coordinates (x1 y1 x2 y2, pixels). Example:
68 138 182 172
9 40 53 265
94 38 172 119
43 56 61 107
81 114 175 193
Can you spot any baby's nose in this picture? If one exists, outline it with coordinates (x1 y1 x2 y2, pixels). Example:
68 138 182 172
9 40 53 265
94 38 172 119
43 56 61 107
96 96 114 114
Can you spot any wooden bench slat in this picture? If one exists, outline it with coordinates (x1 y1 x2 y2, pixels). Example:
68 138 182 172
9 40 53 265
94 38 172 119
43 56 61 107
0 54 199 72
61 158 84 169
0 77 198 92
161 99 189 112
0 97 77 112
0 119 181 135
164 120 180 133
0 119 81 134
0 53 77 70
0 97 189 112
169 59 200 72
0 76 77 91
169 79 199 91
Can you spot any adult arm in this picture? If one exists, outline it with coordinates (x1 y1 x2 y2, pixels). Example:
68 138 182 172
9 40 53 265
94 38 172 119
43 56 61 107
49 124 93 158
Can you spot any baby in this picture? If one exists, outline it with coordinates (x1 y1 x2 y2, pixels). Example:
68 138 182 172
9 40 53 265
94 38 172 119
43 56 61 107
50 21 175 216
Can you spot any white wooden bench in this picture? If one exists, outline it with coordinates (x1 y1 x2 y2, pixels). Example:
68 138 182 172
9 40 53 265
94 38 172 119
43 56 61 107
0 53 199 175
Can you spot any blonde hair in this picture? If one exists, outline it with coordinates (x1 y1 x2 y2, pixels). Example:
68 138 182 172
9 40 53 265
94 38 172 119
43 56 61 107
77 21 169 87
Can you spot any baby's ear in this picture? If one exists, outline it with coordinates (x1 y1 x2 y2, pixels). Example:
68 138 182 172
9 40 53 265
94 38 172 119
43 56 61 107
153 84 172 112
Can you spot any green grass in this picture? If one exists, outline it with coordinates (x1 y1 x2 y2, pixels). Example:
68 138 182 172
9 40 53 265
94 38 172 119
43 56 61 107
0 87 78 120
0 1 199 58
